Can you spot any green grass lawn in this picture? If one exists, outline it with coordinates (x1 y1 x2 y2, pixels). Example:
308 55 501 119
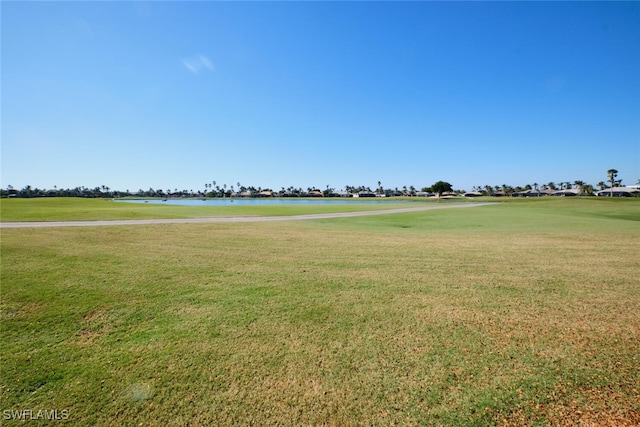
0 197 429 222
1 198 639 425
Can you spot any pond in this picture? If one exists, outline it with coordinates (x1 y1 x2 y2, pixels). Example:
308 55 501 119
113 198 418 206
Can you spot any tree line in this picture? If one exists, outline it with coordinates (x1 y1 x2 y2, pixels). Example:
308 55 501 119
2 169 635 199
469 169 631 196
0 183 447 199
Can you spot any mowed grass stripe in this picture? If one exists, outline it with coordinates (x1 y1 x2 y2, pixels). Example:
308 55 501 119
1 198 639 425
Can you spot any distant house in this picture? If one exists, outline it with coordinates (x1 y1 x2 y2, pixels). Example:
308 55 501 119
355 191 376 198
463 191 483 197
513 190 544 197
329 190 351 198
551 189 580 197
307 190 323 197
596 187 640 197
256 190 272 197
417 191 436 197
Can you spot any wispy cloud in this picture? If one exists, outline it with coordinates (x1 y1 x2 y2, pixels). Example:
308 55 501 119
182 55 215 74
75 19 93 35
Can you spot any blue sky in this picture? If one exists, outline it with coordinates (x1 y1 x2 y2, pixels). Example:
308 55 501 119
2 1 639 192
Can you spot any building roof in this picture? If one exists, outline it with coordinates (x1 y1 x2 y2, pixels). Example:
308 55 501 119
551 189 580 196
596 187 639 196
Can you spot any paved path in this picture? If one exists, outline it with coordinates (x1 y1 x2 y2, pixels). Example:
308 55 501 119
0 203 491 229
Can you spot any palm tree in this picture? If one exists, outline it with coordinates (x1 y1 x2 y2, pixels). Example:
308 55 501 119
597 181 607 191
607 169 618 197
574 180 585 195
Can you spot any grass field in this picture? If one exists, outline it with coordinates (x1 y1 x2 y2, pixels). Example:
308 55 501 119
1 198 639 425
0 197 427 222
